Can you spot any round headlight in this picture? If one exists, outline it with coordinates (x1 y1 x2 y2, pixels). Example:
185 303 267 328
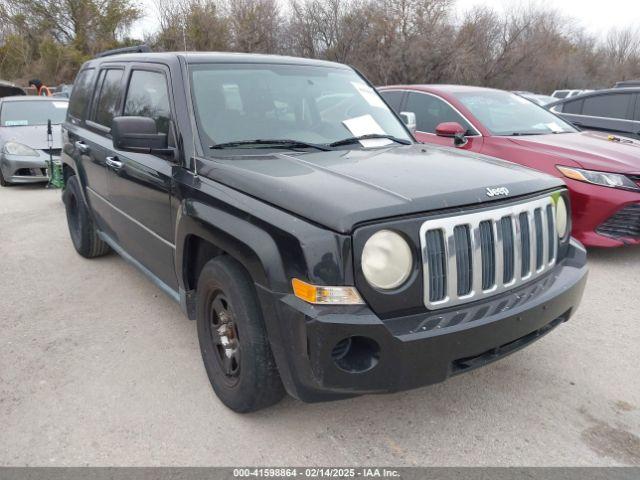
361 230 413 290
556 196 568 238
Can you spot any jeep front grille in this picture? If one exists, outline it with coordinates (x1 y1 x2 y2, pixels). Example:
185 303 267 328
419 195 557 309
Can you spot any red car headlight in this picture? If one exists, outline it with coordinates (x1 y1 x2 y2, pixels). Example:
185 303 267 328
556 165 640 192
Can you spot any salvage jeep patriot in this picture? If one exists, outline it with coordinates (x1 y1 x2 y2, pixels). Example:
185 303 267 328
61 50 588 412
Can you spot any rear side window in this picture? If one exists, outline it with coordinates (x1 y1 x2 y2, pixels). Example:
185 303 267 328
380 91 404 112
68 69 95 120
124 70 171 134
561 99 583 114
405 92 473 134
92 69 124 128
581 93 633 120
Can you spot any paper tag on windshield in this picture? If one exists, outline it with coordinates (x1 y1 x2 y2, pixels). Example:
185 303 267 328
342 114 394 147
4 120 28 126
545 122 563 133
351 82 386 109
52 102 67 109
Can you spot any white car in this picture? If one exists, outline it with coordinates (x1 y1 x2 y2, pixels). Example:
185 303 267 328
0 96 68 186
551 89 593 99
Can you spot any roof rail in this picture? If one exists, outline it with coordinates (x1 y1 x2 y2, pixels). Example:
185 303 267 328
614 80 640 88
95 44 151 58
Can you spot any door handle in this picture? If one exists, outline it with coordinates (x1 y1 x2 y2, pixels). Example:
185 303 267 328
106 156 123 170
75 141 90 154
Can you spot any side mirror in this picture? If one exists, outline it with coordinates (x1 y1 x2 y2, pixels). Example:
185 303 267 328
111 116 170 154
399 111 417 134
435 122 465 137
435 121 468 147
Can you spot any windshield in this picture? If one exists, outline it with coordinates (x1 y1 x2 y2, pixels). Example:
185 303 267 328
189 63 411 151
454 90 577 136
0 100 68 126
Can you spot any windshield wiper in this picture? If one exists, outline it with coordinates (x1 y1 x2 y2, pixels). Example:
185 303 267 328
328 134 412 148
210 139 332 151
507 132 547 136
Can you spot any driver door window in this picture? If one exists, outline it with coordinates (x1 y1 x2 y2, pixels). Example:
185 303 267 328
405 92 472 134
581 93 633 120
124 70 171 135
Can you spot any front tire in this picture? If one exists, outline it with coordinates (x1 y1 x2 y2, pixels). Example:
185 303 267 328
62 175 111 258
196 256 285 413
0 168 9 186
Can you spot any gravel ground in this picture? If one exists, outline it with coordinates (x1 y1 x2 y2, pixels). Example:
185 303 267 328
1 185 639 466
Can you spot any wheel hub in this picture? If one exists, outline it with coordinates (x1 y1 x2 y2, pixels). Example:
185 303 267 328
210 293 240 380
217 316 238 359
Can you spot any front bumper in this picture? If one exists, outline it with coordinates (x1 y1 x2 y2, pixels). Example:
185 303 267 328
258 239 588 403
0 153 59 184
567 178 640 247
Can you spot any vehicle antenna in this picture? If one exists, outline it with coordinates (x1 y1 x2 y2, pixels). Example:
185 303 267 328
46 119 54 188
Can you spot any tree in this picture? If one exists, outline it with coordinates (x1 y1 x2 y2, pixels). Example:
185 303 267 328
0 0 140 83
154 0 230 52
2 0 141 55
601 26 640 82
228 0 282 53
2 0 640 91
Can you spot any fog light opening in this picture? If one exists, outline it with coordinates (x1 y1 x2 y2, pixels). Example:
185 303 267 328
331 336 380 373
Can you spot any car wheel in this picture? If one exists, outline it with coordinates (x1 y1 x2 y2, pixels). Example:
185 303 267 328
0 168 10 186
196 256 285 413
62 175 111 258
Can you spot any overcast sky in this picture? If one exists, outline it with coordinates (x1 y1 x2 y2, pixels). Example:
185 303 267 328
456 0 640 36
131 0 640 40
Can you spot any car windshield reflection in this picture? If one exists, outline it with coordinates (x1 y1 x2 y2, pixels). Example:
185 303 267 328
189 64 411 152
454 90 577 136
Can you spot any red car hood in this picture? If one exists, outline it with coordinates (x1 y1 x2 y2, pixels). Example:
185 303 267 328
507 131 640 174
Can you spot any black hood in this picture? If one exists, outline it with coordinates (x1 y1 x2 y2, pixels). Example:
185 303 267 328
198 144 563 233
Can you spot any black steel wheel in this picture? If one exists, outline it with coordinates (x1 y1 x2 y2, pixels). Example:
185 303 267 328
196 256 285 412
208 292 241 386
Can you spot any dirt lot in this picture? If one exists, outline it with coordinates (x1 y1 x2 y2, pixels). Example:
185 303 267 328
1 185 639 466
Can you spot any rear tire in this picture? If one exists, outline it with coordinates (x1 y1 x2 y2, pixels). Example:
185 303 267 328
196 256 285 413
62 175 111 258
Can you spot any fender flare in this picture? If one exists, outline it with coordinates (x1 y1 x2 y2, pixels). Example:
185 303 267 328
174 198 291 300
60 152 93 211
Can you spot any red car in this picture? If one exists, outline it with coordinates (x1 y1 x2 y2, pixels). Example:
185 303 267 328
379 85 640 247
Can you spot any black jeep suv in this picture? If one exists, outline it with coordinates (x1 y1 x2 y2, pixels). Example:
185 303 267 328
61 50 588 412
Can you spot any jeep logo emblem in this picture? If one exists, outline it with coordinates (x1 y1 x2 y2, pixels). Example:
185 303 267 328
486 187 510 197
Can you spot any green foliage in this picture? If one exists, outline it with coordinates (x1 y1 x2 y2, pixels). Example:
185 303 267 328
0 34 33 79
0 0 140 83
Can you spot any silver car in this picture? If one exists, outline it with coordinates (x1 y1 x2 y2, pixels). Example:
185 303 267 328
0 96 68 186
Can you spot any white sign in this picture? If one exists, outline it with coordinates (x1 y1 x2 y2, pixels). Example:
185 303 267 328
342 114 393 148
